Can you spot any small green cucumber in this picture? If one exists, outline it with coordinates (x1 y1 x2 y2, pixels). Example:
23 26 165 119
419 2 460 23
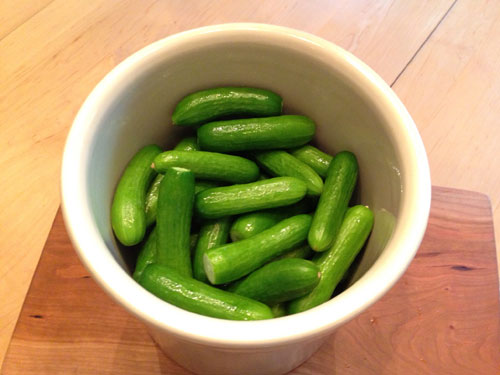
271 303 286 318
203 214 312 284
275 243 313 261
308 151 358 252
197 115 316 152
111 144 162 246
172 87 283 126
290 145 333 178
144 137 199 227
195 177 307 219
144 174 163 227
153 151 259 184
254 150 323 196
229 258 321 305
132 227 157 282
193 217 231 283
156 167 195 277
287 205 374 314
229 198 313 242
139 264 274 321
173 136 200 151
194 180 219 195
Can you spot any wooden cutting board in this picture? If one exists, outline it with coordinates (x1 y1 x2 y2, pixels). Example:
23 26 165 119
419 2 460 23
2 186 499 374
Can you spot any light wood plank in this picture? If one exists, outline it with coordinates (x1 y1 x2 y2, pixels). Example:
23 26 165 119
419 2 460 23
392 0 500 256
0 0 456 368
0 0 55 40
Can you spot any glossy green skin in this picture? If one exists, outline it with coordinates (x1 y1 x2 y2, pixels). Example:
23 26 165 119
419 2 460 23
194 180 218 195
111 145 162 246
195 177 307 219
144 137 198 227
254 150 323 196
139 264 274 321
229 199 313 242
308 151 358 252
193 217 231 283
290 145 333 178
288 205 374 314
275 243 313 261
173 136 200 151
271 303 286 318
144 174 163 227
230 258 320 305
153 151 259 184
156 167 195 277
133 227 157 281
172 87 283 126
145 177 217 226
203 214 312 284
197 115 316 152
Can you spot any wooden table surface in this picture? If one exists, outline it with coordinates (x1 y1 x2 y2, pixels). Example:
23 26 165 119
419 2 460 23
1 0 499 369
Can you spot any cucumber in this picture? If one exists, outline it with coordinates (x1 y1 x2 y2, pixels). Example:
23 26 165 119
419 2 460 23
153 151 259 184
139 264 273 321
144 137 199 227
156 167 195 277
197 115 315 152
271 303 286 318
229 258 321 305
190 232 199 254
173 136 200 151
290 145 333 178
195 177 307 219
254 150 323 196
193 217 231 283
275 243 313 261
145 176 217 226
194 180 218 195
229 198 313 242
308 151 358 252
203 214 312 284
172 87 283 126
111 145 162 246
132 227 157 282
288 205 373 314
144 174 163 227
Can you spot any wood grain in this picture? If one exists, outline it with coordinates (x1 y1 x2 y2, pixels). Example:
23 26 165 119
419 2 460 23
2 187 499 374
0 0 458 367
392 0 500 254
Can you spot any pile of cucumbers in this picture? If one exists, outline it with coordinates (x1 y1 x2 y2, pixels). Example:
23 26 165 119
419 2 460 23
111 87 374 321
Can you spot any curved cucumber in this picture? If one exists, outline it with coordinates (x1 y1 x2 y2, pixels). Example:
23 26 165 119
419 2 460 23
132 227 157 282
139 264 273 321
172 87 282 126
197 115 315 152
153 151 259 184
193 217 231 283
254 150 323 196
229 199 313 242
195 177 307 219
111 145 162 246
308 151 358 252
203 214 312 284
156 167 195 277
288 205 374 314
194 180 219 195
230 258 321 305
144 174 163 227
275 243 313 261
173 136 200 151
144 137 199 227
290 145 333 178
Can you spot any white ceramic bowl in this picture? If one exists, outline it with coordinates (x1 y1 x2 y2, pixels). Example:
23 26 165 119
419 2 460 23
61 23 431 375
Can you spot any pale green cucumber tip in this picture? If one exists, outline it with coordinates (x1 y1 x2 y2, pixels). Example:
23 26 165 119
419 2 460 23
203 254 216 284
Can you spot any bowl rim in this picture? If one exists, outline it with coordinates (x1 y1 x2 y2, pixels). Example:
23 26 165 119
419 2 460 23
61 23 431 348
